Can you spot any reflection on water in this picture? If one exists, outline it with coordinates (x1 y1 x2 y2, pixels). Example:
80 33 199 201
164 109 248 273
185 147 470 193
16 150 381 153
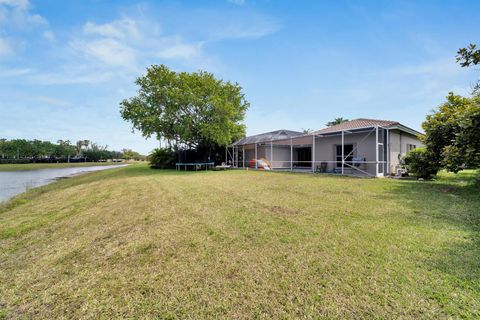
0 165 128 202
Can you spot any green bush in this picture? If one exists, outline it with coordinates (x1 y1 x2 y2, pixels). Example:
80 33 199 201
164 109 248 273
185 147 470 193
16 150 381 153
403 147 439 179
148 148 176 169
0 159 31 164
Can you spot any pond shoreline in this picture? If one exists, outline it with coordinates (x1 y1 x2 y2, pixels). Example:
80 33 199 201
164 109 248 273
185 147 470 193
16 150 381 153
0 164 128 202
0 162 127 172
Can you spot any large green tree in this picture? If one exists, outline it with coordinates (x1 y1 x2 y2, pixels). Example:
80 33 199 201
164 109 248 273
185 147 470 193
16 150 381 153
120 65 249 149
55 140 76 159
422 92 480 173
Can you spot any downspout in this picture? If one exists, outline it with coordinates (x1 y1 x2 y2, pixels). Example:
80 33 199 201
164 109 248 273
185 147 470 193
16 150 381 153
341 130 344 175
312 135 315 173
375 126 379 177
270 141 273 170
242 145 245 169
386 129 390 175
290 138 293 171
255 143 258 169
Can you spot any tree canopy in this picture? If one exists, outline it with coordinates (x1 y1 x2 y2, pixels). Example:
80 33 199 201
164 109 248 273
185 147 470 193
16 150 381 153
456 42 480 90
409 43 480 176
120 65 249 149
422 92 480 173
0 139 75 159
325 118 348 127
122 149 146 161
457 43 480 67
0 139 138 162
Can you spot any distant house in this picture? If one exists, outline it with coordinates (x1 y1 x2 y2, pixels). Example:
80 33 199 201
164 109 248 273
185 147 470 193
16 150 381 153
227 118 423 177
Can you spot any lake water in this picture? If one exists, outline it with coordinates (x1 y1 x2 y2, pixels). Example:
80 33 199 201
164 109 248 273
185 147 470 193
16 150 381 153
0 165 128 203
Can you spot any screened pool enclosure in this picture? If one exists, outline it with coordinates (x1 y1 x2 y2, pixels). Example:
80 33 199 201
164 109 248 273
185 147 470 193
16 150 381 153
226 126 391 178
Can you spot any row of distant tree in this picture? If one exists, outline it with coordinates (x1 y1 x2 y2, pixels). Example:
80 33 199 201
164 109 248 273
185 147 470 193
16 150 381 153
0 139 145 162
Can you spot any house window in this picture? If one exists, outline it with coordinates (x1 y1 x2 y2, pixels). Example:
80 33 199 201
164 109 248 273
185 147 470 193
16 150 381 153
295 147 311 167
336 144 354 167
407 144 416 151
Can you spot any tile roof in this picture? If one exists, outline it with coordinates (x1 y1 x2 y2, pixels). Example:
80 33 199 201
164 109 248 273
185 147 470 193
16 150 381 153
311 118 400 135
232 129 303 146
231 118 421 146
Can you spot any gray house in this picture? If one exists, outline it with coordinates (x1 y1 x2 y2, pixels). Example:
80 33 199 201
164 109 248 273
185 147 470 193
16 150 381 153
227 118 423 177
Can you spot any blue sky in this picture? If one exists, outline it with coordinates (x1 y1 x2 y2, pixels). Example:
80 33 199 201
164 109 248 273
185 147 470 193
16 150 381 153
0 0 478 154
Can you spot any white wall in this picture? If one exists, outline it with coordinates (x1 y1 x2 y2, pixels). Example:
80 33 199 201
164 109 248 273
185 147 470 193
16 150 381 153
388 130 423 174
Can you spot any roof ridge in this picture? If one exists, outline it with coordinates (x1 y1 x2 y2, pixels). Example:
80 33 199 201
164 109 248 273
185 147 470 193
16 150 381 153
310 118 405 136
249 129 287 136
231 128 303 146
354 117 398 123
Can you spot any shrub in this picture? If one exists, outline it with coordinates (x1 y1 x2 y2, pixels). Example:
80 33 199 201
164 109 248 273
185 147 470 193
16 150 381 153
0 159 31 164
148 148 176 169
403 147 439 179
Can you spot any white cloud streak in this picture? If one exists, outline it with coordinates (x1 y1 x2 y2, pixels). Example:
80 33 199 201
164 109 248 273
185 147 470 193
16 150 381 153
42 30 55 42
0 0 47 30
83 18 142 41
0 37 13 56
70 38 137 68
0 0 29 10
156 38 204 59
68 17 208 73
0 0 48 60
1 6 281 84
0 66 33 76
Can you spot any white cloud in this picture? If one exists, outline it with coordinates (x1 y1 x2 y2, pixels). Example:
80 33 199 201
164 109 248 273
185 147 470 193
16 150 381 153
0 0 48 57
42 30 55 42
70 38 137 68
4 9 280 85
0 0 47 29
157 38 203 59
0 66 33 76
83 18 141 40
0 0 29 10
69 17 206 70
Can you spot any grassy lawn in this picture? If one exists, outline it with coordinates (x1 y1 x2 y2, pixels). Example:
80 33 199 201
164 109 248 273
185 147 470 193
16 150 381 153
0 165 479 319
0 162 125 172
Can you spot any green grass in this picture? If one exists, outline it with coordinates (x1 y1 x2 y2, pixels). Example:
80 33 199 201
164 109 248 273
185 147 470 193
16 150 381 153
0 162 125 171
0 165 479 319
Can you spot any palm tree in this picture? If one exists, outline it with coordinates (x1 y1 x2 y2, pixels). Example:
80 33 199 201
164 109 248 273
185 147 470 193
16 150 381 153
75 140 90 160
325 117 348 127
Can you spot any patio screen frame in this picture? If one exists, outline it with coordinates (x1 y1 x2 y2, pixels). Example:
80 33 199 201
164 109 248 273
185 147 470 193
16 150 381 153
227 125 389 177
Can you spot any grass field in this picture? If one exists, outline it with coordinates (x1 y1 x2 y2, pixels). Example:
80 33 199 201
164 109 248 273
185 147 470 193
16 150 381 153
0 165 479 319
0 162 125 172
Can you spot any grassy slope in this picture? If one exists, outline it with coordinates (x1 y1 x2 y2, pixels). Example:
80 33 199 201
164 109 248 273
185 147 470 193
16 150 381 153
0 162 124 172
0 165 479 319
